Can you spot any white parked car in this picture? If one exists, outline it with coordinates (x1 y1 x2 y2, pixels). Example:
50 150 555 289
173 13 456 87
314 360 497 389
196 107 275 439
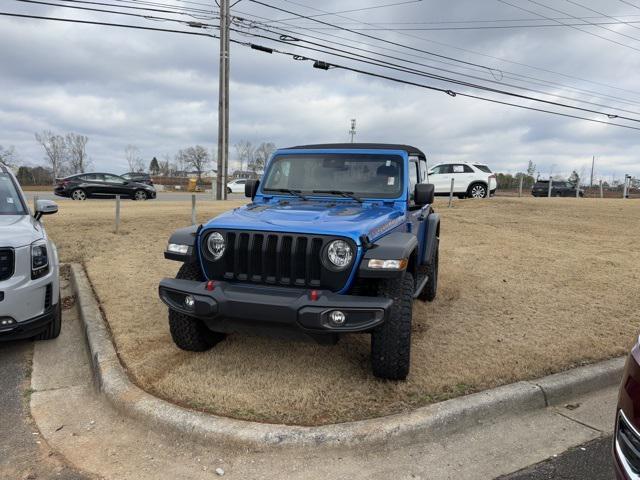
226 178 247 194
0 163 61 341
427 162 497 199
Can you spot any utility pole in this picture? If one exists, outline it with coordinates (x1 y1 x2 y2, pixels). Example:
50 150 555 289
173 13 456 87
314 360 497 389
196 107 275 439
349 118 356 143
590 155 595 187
216 0 230 200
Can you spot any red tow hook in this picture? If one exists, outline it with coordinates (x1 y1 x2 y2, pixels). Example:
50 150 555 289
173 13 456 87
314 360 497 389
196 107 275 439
206 280 216 291
310 290 320 301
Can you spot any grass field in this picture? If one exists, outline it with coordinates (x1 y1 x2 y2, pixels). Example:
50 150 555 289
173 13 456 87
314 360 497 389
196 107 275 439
45 196 640 425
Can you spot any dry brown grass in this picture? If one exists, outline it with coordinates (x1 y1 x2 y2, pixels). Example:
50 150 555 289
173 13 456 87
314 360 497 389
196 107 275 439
45 197 640 425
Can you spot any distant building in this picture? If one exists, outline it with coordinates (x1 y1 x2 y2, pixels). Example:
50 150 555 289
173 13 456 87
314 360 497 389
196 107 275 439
231 170 258 180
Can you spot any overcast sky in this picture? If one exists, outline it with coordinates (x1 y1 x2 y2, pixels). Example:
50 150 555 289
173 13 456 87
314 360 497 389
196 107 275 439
1 0 640 179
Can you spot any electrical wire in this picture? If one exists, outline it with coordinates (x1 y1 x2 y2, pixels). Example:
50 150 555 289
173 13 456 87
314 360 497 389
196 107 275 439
230 24 640 122
3 9 640 132
231 7 640 108
565 0 640 32
53 0 217 19
246 0 640 100
233 18 640 116
13 0 218 27
497 0 640 53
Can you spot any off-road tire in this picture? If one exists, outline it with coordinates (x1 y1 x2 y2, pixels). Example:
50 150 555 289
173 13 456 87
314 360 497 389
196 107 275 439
419 244 439 302
371 272 414 380
34 295 62 340
168 263 226 351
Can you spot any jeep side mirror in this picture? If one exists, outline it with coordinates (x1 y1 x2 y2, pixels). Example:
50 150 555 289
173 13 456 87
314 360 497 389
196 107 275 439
414 183 435 206
34 199 58 221
245 179 260 199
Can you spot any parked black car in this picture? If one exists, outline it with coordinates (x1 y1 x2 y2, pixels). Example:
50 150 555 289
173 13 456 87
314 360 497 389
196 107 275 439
532 180 584 197
122 172 153 185
54 173 157 200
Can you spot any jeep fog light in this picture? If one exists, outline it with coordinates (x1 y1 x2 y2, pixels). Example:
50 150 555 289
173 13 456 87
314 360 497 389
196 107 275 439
368 258 408 270
184 295 195 310
329 310 346 326
326 240 353 269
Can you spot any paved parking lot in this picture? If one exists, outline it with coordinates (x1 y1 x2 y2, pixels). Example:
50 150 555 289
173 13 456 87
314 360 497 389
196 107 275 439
24 191 245 202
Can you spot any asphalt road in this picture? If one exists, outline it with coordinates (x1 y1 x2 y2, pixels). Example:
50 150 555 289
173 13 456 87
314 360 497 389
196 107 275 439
497 436 615 480
24 191 245 202
0 340 91 479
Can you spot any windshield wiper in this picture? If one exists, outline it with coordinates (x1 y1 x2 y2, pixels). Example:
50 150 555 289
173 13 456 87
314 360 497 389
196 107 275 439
312 190 363 203
262 188 308 201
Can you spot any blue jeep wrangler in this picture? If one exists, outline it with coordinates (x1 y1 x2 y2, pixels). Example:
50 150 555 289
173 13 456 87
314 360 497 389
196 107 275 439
159 143 440 380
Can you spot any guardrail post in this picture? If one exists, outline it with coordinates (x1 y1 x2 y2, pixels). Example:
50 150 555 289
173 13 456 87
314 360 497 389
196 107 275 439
191 194 197 225
448 178 454 208
548 178 553 198
518 177 523 198
33 194 39 215
576 183 580 199
115 195 120 233
600 179 603 199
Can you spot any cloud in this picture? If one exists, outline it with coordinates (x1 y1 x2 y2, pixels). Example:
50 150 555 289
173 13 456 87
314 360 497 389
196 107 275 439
0 0 639 179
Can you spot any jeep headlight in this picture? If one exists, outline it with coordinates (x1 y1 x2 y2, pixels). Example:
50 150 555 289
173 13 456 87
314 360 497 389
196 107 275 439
206 232 225 261
31 239 49 279
326 240 353 270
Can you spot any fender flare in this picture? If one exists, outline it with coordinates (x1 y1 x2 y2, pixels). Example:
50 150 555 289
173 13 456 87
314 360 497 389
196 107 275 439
423 213 440 265
358 232 418 278
164 225 199 262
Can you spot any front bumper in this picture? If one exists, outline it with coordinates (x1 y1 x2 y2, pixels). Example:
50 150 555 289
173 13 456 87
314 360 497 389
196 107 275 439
0 306 55 341
159 278 392 337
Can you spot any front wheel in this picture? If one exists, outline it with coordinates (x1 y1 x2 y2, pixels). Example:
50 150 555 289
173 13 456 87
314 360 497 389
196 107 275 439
419 244 439 302
133 190 148 201
34 295 61 340
168 263 226 351
371 272 414 380
226 187 232 194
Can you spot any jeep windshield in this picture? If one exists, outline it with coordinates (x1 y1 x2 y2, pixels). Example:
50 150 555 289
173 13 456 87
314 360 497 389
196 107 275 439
261 154 403 200
0 172 28 215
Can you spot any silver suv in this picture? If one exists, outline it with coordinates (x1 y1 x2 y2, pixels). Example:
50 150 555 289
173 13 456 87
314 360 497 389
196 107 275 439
0 163 61 341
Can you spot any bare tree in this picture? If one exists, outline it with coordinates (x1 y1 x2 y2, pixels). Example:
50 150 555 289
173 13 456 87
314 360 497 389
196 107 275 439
35 130 68 182
234 140 254 173
177 145 209 181
65 133 91 173
0 145 18 167
124 144 145 172
252 142 275 174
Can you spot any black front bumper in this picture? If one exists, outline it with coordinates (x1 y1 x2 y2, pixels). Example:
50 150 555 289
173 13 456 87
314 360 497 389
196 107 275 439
159 278 392 339
0 308 55 341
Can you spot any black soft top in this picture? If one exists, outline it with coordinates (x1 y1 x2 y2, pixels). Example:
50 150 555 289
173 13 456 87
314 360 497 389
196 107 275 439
285 143 426 159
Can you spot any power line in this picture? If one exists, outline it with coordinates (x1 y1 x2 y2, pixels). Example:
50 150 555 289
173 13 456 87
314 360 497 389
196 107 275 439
497 0 640 54
53 0 217 19
233 18 640 116
106 0 214 16
230 24 640 122
565 0 640 32
232 6 640 107
245 0 640 101
3 9 640 132
277 19 640 31
266 0 422 24
13 0 218 27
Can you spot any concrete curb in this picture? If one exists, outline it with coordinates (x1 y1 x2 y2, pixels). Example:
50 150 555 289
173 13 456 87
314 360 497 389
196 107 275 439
70 263 626 449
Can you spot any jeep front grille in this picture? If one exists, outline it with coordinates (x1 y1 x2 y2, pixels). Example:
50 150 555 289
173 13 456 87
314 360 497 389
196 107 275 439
0 248 14 281
201 230 354 292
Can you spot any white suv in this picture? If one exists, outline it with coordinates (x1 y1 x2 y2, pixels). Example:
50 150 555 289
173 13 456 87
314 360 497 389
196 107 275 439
0 163 61 341
427 162 497 199
226 178 247 194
